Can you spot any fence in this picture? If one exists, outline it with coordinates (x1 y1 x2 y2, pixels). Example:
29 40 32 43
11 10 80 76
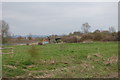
0 47 13 54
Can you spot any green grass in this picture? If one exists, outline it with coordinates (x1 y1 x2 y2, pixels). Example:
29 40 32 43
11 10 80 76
2 42 118 78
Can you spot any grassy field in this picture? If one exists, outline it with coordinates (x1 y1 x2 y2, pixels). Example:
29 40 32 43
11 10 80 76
2 42 118 78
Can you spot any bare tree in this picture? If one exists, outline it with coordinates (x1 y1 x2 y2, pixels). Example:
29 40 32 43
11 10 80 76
17 36 23 41
0 20 11 44
28 33 32 40
81 23 91 33
109 27 116 33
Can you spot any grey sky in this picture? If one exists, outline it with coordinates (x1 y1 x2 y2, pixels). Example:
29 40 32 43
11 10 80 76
2 2 118 35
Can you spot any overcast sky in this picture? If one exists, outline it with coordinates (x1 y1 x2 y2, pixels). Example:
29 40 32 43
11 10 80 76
2 2 118 35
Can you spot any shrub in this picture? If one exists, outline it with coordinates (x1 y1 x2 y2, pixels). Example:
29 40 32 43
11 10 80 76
101 36 113 41
38 42 42 45
62 36 78 43
28 45 39 60
80 34 93 42
118 31 120 41
26 43 29 45
93 33 102 41
102 35 118 41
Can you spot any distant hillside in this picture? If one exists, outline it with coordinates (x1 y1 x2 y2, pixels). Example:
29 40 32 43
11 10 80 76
12 35 48 38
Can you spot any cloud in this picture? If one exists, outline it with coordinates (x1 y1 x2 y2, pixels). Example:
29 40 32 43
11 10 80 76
0 3 2 20
2 2 118 35
2 0 119 2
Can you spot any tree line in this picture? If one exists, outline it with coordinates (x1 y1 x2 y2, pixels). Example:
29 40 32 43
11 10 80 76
1 20 119 44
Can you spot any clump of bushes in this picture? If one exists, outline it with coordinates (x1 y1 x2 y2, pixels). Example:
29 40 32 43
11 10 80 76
28 45 39 60
93 33 102 41
62 36 78 43
80 34 93 42
101 35 117 41
38 42 43 45
61 31 119 43
117 31 120 41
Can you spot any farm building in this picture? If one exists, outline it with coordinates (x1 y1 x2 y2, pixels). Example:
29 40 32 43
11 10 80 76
42 38 49 44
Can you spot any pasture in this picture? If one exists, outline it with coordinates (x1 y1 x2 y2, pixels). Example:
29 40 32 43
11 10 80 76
2 42 118 78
